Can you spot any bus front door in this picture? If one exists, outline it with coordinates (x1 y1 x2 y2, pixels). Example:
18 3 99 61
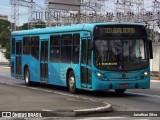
81 39 92 89
16 41 22 78
40 41 48 82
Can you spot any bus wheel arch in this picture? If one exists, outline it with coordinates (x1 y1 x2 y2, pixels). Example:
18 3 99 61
66 69 77 94
24 65 31 86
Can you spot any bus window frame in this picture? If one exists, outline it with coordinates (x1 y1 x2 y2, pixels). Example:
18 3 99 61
50 35 61 62
23 36 31 55
31 36 40 60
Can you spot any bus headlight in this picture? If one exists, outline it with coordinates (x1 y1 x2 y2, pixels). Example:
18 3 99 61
143 72 148 76
97 72 102 77
94 71 107 80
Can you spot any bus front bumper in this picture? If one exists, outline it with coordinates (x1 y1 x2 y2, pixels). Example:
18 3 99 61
92 77 150 91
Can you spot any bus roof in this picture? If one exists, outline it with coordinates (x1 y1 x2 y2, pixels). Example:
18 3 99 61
12 22 144 36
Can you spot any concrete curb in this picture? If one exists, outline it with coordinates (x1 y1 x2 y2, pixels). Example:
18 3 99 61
46 103 112 116
74 102 112 115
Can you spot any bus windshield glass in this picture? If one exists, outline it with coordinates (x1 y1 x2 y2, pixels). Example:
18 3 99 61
94 25 149 71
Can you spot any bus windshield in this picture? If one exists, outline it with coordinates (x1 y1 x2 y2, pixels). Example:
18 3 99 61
94 25 149 71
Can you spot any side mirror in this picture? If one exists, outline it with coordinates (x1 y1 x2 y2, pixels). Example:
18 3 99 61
149 40 153 59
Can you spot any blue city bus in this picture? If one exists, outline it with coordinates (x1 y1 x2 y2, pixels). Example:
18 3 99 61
10 22 153 94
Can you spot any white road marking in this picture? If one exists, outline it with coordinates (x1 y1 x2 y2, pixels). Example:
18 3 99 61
42 109 54 111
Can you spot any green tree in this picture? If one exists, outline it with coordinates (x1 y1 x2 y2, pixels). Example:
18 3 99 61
19 23 28 30
0 19 11 60
20 21 46 30
0 19 10 30
4 41 10 60
35 21 46 28
0 29 10 47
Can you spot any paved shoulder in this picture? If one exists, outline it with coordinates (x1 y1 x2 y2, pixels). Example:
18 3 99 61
0 83 112 117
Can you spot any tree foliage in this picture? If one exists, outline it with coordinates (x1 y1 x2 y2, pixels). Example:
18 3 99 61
0 19 11 60
0 20 46 61
19 21 46 30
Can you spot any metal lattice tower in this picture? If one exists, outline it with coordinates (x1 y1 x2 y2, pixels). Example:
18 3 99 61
153 0 160 22
45 0 107 25
114 0 144 22
10 0 36 30
10 0 19 31
28 0 36 29
80 0 106 23
115 0 133 22
150 0 160 42
133 0 144 22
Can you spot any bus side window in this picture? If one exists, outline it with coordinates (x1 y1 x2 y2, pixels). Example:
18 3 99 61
61 34 72 63
50 35 60 62
23 37 31 54
12 38 15 54
72 33 80 63
31 36 39 59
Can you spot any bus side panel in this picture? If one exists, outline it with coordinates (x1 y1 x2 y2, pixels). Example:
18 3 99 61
22 55 31 80
59 63 81 88
60 63 70 87
30 58 40 82
72 64 81 89
48 63 60 85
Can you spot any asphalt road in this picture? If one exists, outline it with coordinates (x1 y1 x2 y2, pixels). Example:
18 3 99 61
0 66 160 120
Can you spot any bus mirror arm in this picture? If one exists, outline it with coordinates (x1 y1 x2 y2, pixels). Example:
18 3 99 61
149 40 153 59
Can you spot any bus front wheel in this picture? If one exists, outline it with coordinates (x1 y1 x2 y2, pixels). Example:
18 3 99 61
115 89 126 94
68 71 76 94
24 67 31 86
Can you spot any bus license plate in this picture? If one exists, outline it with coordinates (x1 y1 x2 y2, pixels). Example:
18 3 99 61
119 84 129 87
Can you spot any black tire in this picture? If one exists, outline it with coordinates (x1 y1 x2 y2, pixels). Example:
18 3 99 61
115 89 126 94
24 67 31 86
68 71 76 94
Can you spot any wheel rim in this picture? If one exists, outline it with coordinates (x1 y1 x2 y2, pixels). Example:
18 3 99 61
69 76 75 90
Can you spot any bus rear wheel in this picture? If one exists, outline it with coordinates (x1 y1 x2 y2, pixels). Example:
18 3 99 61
68 71 76 94
24 67 31 86
115 89 126 94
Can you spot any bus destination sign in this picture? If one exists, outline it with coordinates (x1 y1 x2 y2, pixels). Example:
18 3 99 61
94 25 146 38
104 28 135 34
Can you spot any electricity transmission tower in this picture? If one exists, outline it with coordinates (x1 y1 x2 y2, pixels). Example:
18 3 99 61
114 0 144 22
10 0 19 31
10 0 37 30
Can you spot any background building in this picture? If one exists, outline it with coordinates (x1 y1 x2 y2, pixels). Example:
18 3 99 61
0 14 8 20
